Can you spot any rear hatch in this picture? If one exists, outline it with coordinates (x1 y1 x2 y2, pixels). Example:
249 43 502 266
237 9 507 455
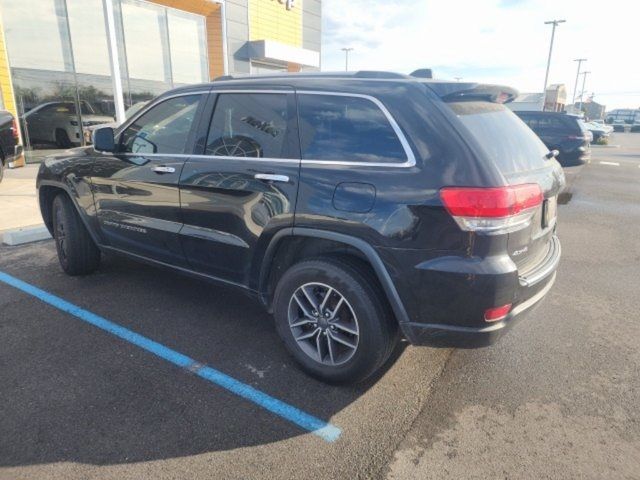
440 95 565 273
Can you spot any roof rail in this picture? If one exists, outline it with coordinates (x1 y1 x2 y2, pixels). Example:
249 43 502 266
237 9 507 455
352 71 408 79
213 71 410 82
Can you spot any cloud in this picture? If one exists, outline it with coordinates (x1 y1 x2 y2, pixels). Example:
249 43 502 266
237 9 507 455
322 0 640 109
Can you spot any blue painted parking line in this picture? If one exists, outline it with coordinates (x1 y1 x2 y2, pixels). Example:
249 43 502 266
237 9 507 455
0 270 341 443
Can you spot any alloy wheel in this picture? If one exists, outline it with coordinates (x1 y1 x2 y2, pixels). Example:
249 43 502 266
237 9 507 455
287 282 360 366
55 206 67 261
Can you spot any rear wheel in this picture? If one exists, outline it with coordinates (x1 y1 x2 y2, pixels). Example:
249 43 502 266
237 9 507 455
273 257 398 383
52 193 101 275
0 159 4 183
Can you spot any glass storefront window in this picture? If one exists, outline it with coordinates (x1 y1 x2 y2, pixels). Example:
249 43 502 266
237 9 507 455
0 0 210 161
2 0 68 71
121 0 168 83
66 0 111 76
168 10 208 85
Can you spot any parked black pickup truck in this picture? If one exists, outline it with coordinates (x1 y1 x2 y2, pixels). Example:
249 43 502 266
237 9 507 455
0 109 23 182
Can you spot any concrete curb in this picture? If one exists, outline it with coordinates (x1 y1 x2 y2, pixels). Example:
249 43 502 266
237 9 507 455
1 225 52 246
591 144 620 149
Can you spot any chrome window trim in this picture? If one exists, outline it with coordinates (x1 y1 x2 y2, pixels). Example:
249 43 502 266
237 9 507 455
115 88 416 168
118 152 300 164
296 91 416 168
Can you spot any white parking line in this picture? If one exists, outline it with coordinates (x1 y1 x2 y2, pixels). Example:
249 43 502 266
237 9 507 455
599 161 620 166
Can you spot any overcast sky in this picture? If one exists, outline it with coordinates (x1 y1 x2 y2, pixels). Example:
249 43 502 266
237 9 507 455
321 0 640 110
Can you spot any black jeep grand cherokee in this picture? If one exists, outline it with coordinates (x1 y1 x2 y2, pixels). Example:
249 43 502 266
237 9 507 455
37 72 564 383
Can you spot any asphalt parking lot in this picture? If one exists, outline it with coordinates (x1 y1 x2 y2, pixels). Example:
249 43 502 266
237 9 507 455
1 134 640 479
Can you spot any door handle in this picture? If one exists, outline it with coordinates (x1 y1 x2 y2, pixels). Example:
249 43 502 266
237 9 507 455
254 173 289 182
152 165 176 174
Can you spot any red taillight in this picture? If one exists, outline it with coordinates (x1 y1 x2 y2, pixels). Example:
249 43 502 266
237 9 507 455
440 184 542 218
10 118 19 140
484 304 512 322
440 184 543 234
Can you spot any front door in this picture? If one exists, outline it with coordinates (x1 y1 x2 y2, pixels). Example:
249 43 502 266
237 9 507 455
91 92 207 266
179 90 300 286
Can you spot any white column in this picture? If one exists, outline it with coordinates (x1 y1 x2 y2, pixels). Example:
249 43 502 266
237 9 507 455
102 0 126 123
220 0 229 75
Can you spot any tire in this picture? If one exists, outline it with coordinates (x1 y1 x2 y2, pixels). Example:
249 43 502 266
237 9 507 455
273 257 398 384
55 128 71 149
0 160 4 184
52 193 101 275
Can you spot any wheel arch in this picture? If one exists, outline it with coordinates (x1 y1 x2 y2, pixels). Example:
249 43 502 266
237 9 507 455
38 180 101 246
259 227 410 325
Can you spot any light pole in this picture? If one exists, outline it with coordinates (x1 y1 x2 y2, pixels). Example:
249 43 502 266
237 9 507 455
577 71 591 112
341 47 354 71
572 58 587 107
542 19 566 111
454 77 462 82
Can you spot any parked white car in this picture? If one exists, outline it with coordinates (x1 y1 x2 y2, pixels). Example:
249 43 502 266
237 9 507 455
585 121 613 142
22 100 113 148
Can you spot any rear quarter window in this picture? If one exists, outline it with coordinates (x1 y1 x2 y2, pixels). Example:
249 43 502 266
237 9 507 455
297 94 408 163
448 102 549 173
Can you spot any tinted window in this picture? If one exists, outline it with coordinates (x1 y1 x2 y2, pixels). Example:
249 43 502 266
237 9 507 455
298 94 407 163
449 102 549 173
206 93 290 158
121 94 201 154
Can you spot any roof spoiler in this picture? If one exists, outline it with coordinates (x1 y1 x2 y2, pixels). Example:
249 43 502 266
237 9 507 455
410 68 433 79
427 82 519 104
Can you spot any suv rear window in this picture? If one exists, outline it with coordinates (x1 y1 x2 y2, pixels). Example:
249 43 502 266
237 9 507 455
448 102 549 173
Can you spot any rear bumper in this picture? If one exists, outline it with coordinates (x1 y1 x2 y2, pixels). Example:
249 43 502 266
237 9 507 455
400 271 556 347
397 235 561 348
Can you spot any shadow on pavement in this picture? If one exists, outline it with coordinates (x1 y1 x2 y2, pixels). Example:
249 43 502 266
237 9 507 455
0 243 404 466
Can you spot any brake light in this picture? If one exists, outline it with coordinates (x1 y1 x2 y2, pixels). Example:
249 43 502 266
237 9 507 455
484 304 512 322
440 184 543 234
10 118 19 140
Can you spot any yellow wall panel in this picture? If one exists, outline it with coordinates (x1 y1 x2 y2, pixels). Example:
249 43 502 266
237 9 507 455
249 0 302 47
0 17 17 118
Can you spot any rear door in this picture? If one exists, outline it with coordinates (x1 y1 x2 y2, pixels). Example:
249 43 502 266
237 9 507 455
178 89 300 286
448 102 565 272
91 92 207 266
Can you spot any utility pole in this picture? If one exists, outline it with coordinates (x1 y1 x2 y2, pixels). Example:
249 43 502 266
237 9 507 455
572 58 587 108
454 77 462 82
341 47 354 71
542 19 566 111
578 71 591 112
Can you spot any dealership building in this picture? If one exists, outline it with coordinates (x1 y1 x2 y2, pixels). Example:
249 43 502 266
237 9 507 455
0 0 321 162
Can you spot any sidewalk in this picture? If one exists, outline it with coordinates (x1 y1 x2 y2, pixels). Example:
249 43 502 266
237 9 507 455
0 165 43 232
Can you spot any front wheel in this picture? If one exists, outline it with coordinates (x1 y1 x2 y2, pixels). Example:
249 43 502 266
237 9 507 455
273 257 398 384
52 193 101 275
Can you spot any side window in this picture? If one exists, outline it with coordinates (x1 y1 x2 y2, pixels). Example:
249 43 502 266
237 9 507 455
517 114 532 127
120 94 201 154
206 93 290 158
297 94 407 163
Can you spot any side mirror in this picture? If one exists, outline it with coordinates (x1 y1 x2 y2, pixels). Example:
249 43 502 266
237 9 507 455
93 127 116 153
545 149 560 160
